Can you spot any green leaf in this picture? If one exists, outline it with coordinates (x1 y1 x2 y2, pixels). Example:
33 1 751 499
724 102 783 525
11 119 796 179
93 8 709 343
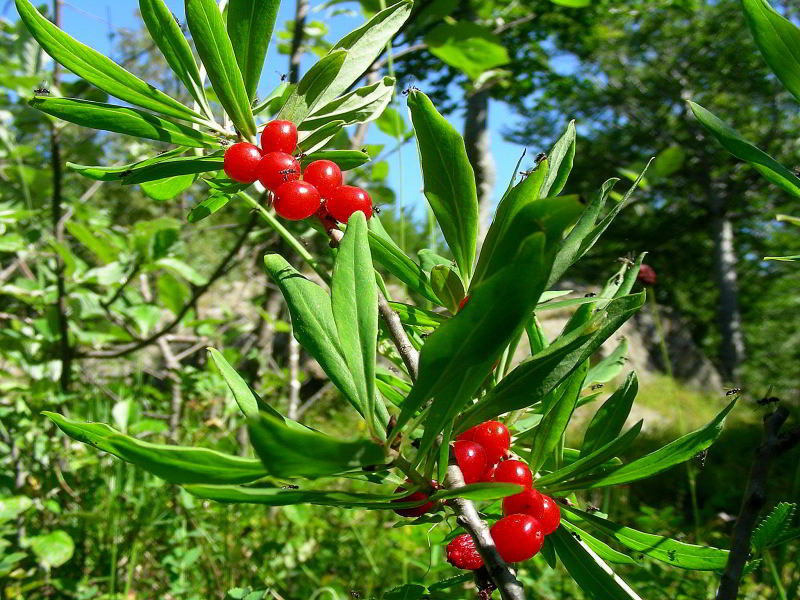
248 412 384 479
530 361 588 472
299 150 371 171
30 530 74 569
279 49 348 124
742 0 800 103
331 213 380 432
302 76 395 129
186 0 256 138
459 293 645 429
16 0 201 122
561 521 637 565
188 194 230 222
752 502 796 553
424 21 510 80
208 348 276 420
316 1 413 107
387 302 445 327
562 400 736 490
563 505 729 570
383 584 426 600
586 338 628 385
376 107 407 137
550 527 644 600
65 221 117 264
580 372 638 457
551 0 591 6
408 90 478 283
29 97 217 148
689 102 800 198
296 119 346 153
367 217 440 304
67 147 187 181
253 81 293 115
263 254 366 417
156 257 206 285
44 412 268 484
227 0 280 102
0 496 33 522
429 482 523 502
536 421 643 489
185 484 415 508
140 0 211 116
541 120 576 197
141 174 197 201
430 264 465 313
123 155 223 184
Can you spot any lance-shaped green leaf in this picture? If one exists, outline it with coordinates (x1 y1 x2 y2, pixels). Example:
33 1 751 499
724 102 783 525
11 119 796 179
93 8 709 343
530 361 588 473
331 213 379 433
186 0 256 138
188 194 230 222
44 412 267 484
408 90 478 283
141 174 196 201
140 0 211 117
541 120 576 197
563 505 729 570
316 0 412 107
430 265 465 313
429 482 523 502
367 217 440 304
581 372 638 457
752 502 796 552
185 484 418 508
227 0 279 102
536 421 643 489
30 97 217 148
302 76 395 130
559 399 736 490
16 0 202 122
387 302 445 327
64 222 117 264
560 521 637 565
263 254 364 416
123 155 223 184
742 0 800 103
586 338 628 385
296 119 346 153
550 527 644 600
248 412 384 479
67 147 187 181
299 150 371 171
278 49 348 124
254 81 293 115
424 21 509 80
690 102 800 198
458 293 645 430
208 348 279 419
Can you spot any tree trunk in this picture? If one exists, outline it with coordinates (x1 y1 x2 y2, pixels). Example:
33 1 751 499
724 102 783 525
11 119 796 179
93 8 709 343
464 89 495 239
289 0 309 84
710 203 745 380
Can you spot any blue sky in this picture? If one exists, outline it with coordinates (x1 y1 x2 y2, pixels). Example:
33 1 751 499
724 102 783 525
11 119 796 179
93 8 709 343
7 1 538 222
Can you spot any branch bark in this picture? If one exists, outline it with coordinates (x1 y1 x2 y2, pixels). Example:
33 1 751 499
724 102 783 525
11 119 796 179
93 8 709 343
716 405 800 600
289 0 308 84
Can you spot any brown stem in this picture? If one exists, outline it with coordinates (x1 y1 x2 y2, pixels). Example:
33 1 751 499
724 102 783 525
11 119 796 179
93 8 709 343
716 405 800 600
378 293 419 380
289 0 308 84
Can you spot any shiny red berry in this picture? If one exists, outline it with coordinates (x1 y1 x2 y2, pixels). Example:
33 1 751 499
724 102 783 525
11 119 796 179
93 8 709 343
303 160 342 198
481 462 498 483
392 483 434 518
326 185 372 222
490 514 544 563
453 440 487 484
502 488 543 518
273 181 321 221
493 460 533 489
261 120 297 154
258 152 301 191
534 495 561 535
468 421 510 465
223 142 262 183
446 533 484 570
457 295 471 313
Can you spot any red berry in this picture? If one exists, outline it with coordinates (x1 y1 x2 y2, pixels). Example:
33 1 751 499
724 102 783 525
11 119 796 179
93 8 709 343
481 462 499 483
258 152 301 191
490 514 544 563
502 488 543 517
457 295 471 312
223 142 262 183
493 460 533 489
261 120 297 154
534 495 561 535
446 533 484 570
392 483 434 518
453 440 487 484
273 181 321 221
326 185 372 222
637 263 657 286
303 160 343 198
468 421 510 465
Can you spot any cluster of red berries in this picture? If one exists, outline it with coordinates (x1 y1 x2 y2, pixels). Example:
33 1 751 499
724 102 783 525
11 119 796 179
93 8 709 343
391 420 561 570
222 120 373 223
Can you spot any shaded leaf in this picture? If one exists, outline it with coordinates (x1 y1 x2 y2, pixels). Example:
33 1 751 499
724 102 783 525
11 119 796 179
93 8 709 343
227 0 280 102
188 194 230 222
279 49 348 124
586 338 628 385
541 120 576 197
30 530 74 569
580 372 638 457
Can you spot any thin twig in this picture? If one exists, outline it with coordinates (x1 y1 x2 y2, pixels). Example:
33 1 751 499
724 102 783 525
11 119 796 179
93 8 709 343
716 405 800 600
378 293 419 380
